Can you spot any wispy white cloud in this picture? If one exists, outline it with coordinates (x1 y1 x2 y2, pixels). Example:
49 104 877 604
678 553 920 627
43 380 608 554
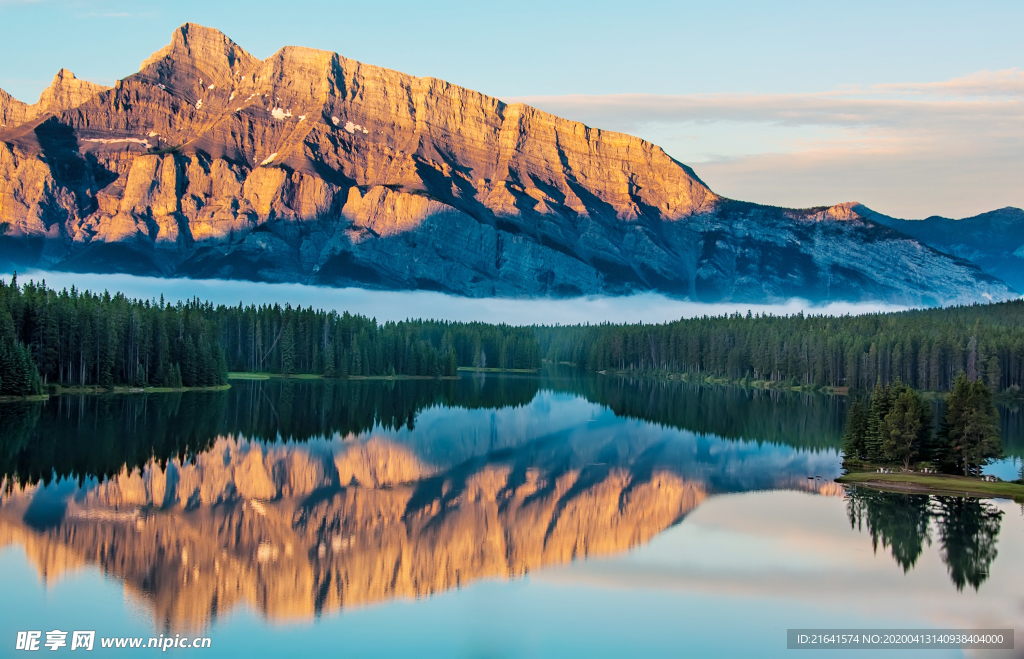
510 70 1024 219
872 68 1024 97
512 69 1024 128
513 93 1023 131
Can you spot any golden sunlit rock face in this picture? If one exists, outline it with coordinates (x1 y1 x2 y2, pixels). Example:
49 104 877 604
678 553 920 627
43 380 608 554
0 436 706 629
0 23 1012 303
0 69 108 128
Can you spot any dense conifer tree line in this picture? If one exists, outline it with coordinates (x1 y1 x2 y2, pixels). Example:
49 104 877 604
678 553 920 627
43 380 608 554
536 301 1024 393
5 272 1024 400
0 275 226 394
210 307 539 378
0 277 540 394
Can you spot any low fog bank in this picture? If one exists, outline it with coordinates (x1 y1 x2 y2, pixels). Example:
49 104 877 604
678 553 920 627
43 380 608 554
7 271 910 326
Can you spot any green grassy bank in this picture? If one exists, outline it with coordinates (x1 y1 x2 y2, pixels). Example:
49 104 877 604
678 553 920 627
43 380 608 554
837 471 1024 501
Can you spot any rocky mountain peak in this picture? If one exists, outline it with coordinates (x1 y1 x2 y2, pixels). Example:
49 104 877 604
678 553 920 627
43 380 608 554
138 23 259 94
35 68 108 116
790 201 871 224
865 204 1024 293
0 88 28 127
0 68 108 128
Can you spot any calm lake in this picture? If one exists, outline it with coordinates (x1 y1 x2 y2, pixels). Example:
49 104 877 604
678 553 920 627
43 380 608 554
1 373 1022 657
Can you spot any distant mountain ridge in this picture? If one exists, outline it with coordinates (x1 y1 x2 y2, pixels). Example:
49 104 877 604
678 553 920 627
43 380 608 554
857 206 1024 294
0 23 1016 305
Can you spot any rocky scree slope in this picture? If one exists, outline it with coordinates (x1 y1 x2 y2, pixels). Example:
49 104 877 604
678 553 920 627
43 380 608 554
0 24 1014 305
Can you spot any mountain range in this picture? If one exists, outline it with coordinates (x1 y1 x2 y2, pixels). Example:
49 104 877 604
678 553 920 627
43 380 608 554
0 24 1019 305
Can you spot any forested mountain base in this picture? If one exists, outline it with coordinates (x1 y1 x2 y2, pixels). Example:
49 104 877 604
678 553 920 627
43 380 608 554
3 273 1024 399
0 276 540 396
0 275 227 395
537 302 1024 394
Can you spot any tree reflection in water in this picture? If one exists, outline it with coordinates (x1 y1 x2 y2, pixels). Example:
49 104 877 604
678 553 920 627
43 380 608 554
846 487 1004 590
0 376 542 490
847 489 932 572
932 496 1004 591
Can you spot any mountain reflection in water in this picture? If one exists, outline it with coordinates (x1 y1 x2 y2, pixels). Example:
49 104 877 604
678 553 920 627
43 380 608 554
0 375 1016 636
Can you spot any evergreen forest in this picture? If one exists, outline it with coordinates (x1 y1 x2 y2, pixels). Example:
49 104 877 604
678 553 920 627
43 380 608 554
3 274 1024 402
537 301 1024 392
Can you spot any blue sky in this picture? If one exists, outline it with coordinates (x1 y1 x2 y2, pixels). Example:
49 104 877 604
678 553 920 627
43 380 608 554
2 0 1022 217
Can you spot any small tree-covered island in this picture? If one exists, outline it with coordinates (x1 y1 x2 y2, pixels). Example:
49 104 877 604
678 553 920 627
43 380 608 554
836 375 1023 500
842 376 1000 475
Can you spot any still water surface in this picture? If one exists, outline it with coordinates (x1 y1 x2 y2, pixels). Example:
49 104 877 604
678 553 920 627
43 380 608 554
0 374 1021 657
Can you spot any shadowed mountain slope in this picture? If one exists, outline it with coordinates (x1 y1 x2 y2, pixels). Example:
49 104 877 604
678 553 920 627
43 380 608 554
860 206 1024 294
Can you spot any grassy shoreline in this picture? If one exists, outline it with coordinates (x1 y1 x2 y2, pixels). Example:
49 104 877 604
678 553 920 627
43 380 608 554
0 394 50 402
585 367 1024 403
594 368 850 395
837 471 1024 501
51 384 232 395
226 372 458 381
0 369 490 401
0 384 231 402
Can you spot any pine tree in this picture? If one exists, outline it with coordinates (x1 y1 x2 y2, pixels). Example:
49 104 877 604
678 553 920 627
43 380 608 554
338 347 349 378
322 339 335 377
182 336 197 386
350 341 362 376
281 320 295 375
882 387 932 470
984 355 1001 392
429 348 441 377
938 373 1002 476
864 382 891 462
842 400 868 462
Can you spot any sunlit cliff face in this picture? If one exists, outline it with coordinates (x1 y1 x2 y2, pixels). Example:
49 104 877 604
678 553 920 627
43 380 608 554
0 435 706 629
